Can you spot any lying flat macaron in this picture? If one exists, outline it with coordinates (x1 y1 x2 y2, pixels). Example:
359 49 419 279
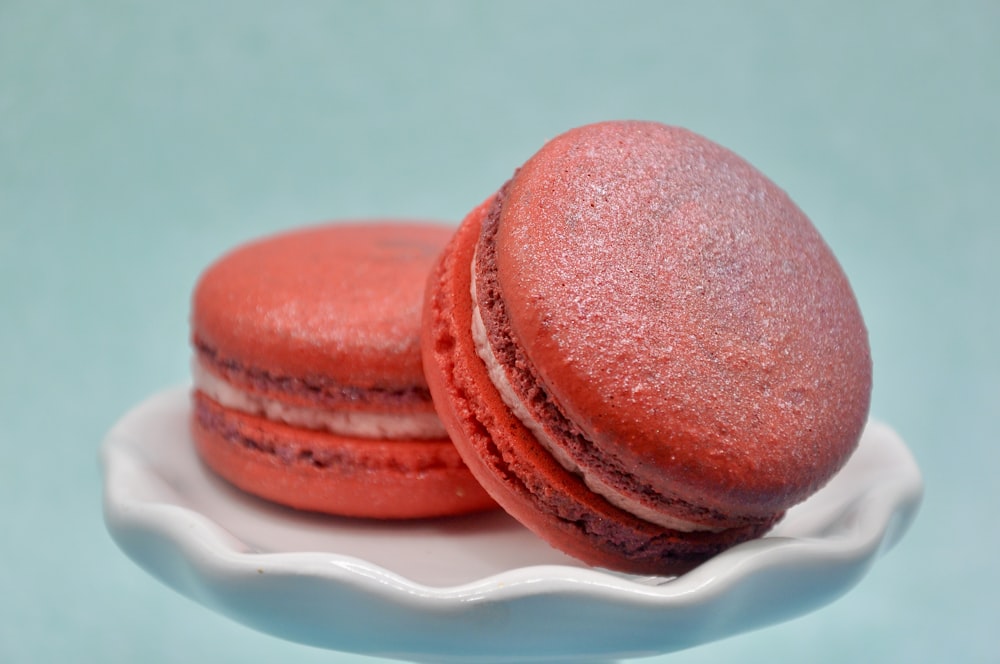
422 121 872 573
191 221 496 519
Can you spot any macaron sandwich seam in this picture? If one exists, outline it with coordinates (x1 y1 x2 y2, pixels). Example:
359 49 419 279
192 357 448 440
193 394 467 472
193 339 439 410
424 201 777 572
470 188 762 532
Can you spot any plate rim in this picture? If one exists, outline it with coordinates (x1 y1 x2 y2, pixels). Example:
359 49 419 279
101 386 923 660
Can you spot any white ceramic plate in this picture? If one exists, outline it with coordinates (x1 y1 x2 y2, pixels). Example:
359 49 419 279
101 387 922 663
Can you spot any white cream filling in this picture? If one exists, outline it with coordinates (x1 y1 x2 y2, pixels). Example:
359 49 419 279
470 258 716 532
193 360 448 440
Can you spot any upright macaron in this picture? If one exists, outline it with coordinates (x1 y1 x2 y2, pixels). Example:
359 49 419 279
191 222 496 519
422 121 872 573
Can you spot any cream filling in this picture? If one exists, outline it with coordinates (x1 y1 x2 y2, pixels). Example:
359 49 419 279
192 360 448 440
470 258 716 532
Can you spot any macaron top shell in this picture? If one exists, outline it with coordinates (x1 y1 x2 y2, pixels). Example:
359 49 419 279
193 222 453 396
489 121 872 517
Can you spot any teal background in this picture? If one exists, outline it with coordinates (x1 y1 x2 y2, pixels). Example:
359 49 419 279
2 1 997 662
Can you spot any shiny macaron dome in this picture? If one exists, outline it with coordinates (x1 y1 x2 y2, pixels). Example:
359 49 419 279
192 221 496 518
424 121 872 572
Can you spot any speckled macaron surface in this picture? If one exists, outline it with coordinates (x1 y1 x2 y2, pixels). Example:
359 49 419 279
191 221 496 519
423 121 872 572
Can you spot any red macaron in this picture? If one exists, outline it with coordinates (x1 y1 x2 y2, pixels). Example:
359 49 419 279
422 121 872 573
191 222 496 519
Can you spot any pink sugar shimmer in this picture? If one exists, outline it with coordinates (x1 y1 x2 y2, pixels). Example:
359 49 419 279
191 222 496 519
422 121 871 573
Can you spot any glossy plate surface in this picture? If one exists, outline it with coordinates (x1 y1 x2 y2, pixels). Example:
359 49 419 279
101 387 922 663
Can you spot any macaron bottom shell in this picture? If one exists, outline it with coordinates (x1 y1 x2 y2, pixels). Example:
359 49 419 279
422 200 779 575
192 392 497 520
